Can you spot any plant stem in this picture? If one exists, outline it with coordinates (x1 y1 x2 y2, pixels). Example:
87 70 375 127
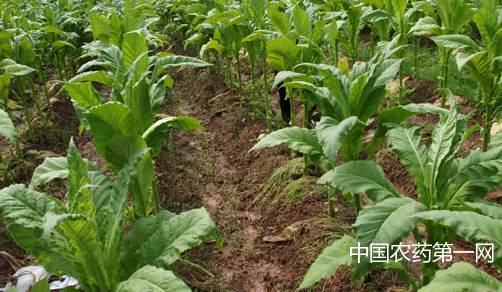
225 56 232 87
235 50 243 100
152 179 161 216
332 40 339 66
302 92 309 175
414 37 419 79
55 51 63 81
15 139 22 158
29 77 45 123
421 224 440 286
62 53 69 81
250 61 257 119
398 50 404 105
37 58 52 115
440 49 451 108
328 187 336 217
68 54 76 76
370 29 375 57
262 47 272 133
213 51 221 76
353 192 362 215
16 77 35 140
287 86 295 127
482 91 493 152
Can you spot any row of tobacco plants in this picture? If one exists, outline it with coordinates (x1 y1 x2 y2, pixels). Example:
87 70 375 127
165 0 502 290
3 0 502 290
0 0 224 291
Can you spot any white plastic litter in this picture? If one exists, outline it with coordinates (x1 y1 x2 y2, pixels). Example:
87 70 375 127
0 266 79 292
0 265 49 292
49 276 79 290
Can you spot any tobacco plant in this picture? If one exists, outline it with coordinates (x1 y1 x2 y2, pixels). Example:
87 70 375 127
432 0 502 151
252 51 402 214
411 0 474 107
0 58 36 140
66 30 210 218
301 97 502 289
0 140 222 292
0 108 16 165
366 0 422 104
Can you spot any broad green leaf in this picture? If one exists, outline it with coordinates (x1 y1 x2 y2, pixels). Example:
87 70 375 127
267 6 290 37
0 59 35 76
300 235 355 289
431 35 481 51
84 102 139 157
293 5 311 38
466 200 502 220
387 125 428 198
43 25 63 34
0 108 15 143
87 170 114 244
103 149 151 285
415 210 502 266
440 158 502 209
450 3 475 34
104 136 148 171
282 81 341 120
44 213 110 292
366 103 448 157
315 116 358 167
116 265 191 292
200 39 223 58
491 28 502 56
89 12 110 43
373 58 403 89
152 55 211 82
273 71 309 88
69 71 113 87
31 278 50 292
319 160 401 202
426 103 460 205
456 51 489 73
66 140 96 219
352 197 428 282
410 16 439 35
100 45 125 84
65 82 104 109
119 210 176 279
142 116 203 157
250 127 326 166
392 0 407 21
0 185 72 276
124 79 154 133
267 37 299 71
348 75 368 119
473 8 498 51
136 208 223 268
490 133 502 149
52 41 76 51
30 157 68 189
122 32 148 71
418 262 502 292
150 75 168 114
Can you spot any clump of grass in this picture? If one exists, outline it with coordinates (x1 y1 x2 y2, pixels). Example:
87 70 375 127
276 176 317 206
253 157 309 210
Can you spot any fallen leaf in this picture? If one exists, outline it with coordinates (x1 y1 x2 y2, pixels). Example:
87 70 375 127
263 220 307 242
